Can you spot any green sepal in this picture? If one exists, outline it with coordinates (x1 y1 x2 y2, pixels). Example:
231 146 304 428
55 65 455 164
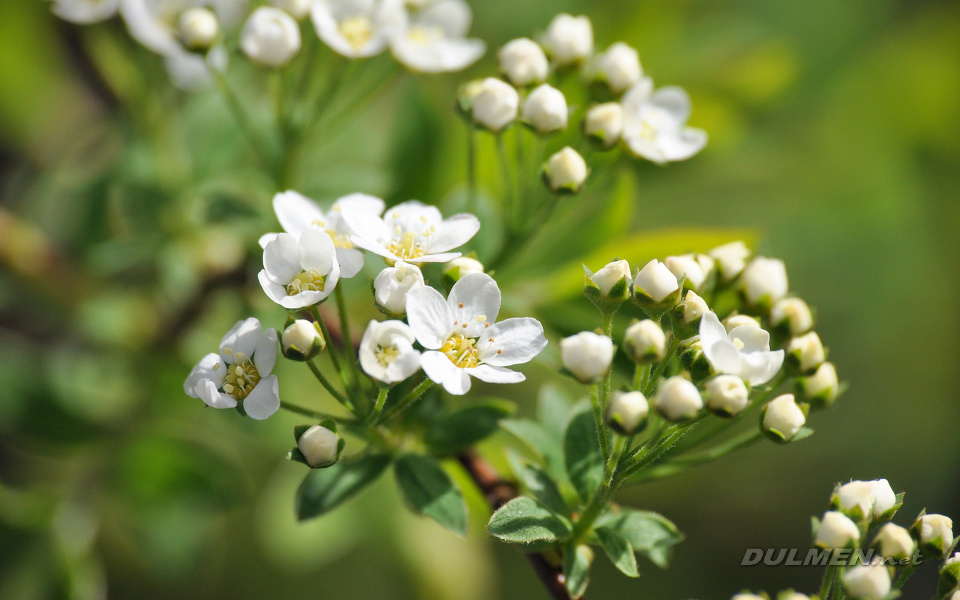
582 264 630 315
678 340 712 385
939 554 960 595
563 543 594 599
874 492 905 524
486 496 572 546
595 527 639 577
394 454 468 535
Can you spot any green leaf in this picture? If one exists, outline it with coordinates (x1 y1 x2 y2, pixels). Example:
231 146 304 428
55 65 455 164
394 454 468 535
424 399 516 456
563 543 593 599
296 453 391 521
537 383 573 439
595 527 639 577
521 464 568 516
563 406 603 503
487 497 571 545
599 509 684 568
501 419 563 471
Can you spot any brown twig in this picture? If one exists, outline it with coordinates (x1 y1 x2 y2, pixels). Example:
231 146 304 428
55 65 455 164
456 451 572 600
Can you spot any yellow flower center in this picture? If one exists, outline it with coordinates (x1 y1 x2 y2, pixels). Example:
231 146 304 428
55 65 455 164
375 344 401 367
732 337 746 350
406 24 444 46
339 15 373 50
286 270 326 296
639 109 666 141
441 334 480 369
222 360 260 400
387 231 427 261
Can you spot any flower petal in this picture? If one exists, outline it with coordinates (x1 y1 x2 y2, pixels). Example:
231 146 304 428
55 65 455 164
418 0 473 37
280 289 327 310
243 374 280 420
336 248 365 279
184 353 225 396
448 273 501 337
333 192 386 217
477 318 547 366
698 311 728 349
658 127 707 162
298 229 337 275
195 379 236 409
420 350 471 395
263 233 302 283
220 318 262 363
728 325 770 354
258 232 278 249
741 349 784 386
274 190 325 236
254 328 278 375
648 86 691 126
429 213 481 253
258 270 290 306
705 339 743 376
406 285 454 349
342 202 391 246
384 349 422 383
393 38 485 73
467 364 525 384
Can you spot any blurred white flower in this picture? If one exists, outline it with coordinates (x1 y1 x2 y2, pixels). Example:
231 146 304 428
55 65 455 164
498 38 548 87
472 77 519 132
593 42 642 94
273 0 310 20
763 393 806 441
621 78 707 163
541 13 592 66
709 241 751 282
184 318 280 420
699 311 784 386
374 261 425 315
388 0 485 72
53 0 120 24
241 6 301 67
359 320 422 383
543 147 588 194
560 331 614 384
406 273 547 395
312 0 397 58
523 84 568 134
842 561 891 600
742 256 788 305
258 230 342 309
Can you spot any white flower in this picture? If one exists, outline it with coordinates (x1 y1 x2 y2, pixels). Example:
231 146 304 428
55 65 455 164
870 479 897 517
699 311 784 386
763 393 806 441
273 0 311 20
723 314 761 331
815 511 861 549
53 0 120 24
523 84 568 134
297 425 340 467
543 147 588 194
472 77 519 132
919 514 954 549
786 331 825 373
704 374 749 416
665 254 707 291
621 78 707 163
387 0 485 73
560 331 614 384
184 318 280 420
541 13 592 67
709 241 751 282
589 259 631 297
358 320 422 384
498 38 548 87
654 376 703 421
442 257 484 286
771 297 813 336
593 42 642 94
874 523 916 560
584 102 623 148
342 200 480 265
374 261 424 315
835 480 876 520
260 191 385 278
679 290 708 325
742 256 788 305
311 0 397 58
258 230 342 309
406 273 547 395
842 562 891 600
623 319 666 364
634 259 680 303
798 362 839 406
178 7 219 51
241 6 301 67
606 391 649 435
281 319 325 361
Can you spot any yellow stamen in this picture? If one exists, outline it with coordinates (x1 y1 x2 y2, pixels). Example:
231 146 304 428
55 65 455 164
339 15 373 50
286 270 326 296
441 334 480 369
223 359 261 401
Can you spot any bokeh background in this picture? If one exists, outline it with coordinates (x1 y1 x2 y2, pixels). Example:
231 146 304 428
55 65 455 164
2 0 959 599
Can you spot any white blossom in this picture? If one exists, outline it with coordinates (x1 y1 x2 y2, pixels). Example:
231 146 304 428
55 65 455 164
273 0 311 20
387 0 485 72
560 331 614 384
870 479 897 517
53 0 120 24
543 147 587 194
874 523 915 560
374 261 424 315
584 102 623 147
771 297 813 336
815 511 861 549
723 314 761 331
763 393 806 441
606 391 649 435
406 273 547 395
665 254 707 291
358 320 422 384
699 311 784 386
704 374 749 417
654 376 703 421
241 6 301 67
634 259 680 303
679 290 708 324
281 319 325 361
472 77 519 132
260 191 385 278
709 241 751 282
623 319 666 364
742 256 788 305
184 318 280 420
919 514 954 550
342 200 480 265
523 84 568 134
498 38 548 87
592 42 642 94
297 425 340 467
787 331 825 373
798 362 839 406
588 259 631 297
541 13 592 67
621 78 707 163
311 0 397 58
258 230 342 309
842 562 891 600
835 481 876 520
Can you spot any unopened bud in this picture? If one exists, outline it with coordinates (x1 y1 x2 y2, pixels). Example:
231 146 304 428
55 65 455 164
770 297 813 336
560 331 614 384
708 241 751 282
592 42 642 94
282 319 325 361
704 374 749 417
633 259 681 317
442 257 483 290
874 523 916 560
815 511 861 549
498 38 548 87
583 102 623 148
622 319 665 365
523 84 568 134
584 259 631 313
724 314 761 331
241 7 301 68
472 77 519 132
542 13 593 67
179 7 219 52
297 425 340 468
786 331 825 374
665 254 707 291
606 391 649 435
654 376 703 421
796 362 839 409
542 147 588 194
676 290 708 327
762 393 806 442
913 514 955 560
742 256 788 307
272 0 311 20
842 561 891 600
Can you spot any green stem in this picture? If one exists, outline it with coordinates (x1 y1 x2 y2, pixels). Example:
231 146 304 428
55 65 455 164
820 564 836 599
893 562 917 590
496 134 514 233
467 124 477 212
212 70 276 180
334 286 364 405
306 359 352 410
629 427 764 483
312 306 355 405
279 400 334 421
642 332 681 396
572 435 628 543
590 385 611 463
368 387 389 424
379 379 434 423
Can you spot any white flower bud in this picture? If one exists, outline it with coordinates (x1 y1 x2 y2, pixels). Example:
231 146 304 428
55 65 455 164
704 374 749 417
709 241 751 282
498 38 548 87
798 362 839 408
472 77 519 132
665 254 707 291
634 259 680 304
442 257 483 288
588 259 631 298
951 592 960 600
623 319 666 365
762 393 806 441
835 480 876 520
869 479 897 518
523 84 568 134
815 511 861 549
583 102 623 147
874 523 916 560
560 331 614 384
281 319 325 361
771 297 813 336
731 595 765 600
543 147 588 194
786 331 825 373
542 14 593 67
241 7 301 68
842 562 891 600
606 391 649 435
742 256 788 306
918 514 954 553
178 7 219 52
374 261 425 316
678 290 708 325
593 42 642 94
779 595 809 600
723 314 761 331
946 552 960 566
272 0 311 20
297 425 340 468
654 376 703 421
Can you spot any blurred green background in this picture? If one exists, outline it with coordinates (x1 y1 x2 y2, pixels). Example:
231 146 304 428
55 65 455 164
1 0 959 599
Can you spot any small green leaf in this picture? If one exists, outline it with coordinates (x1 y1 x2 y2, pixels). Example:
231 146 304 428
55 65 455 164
425 400 516 456
563 407 603 503
595 527 639 577
501 419 563 471
563 543 593 599
537 383 573 439
296 453 391 521
487 497 571 545
599 509 684 568
521 464 568 516
394 454 468 535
